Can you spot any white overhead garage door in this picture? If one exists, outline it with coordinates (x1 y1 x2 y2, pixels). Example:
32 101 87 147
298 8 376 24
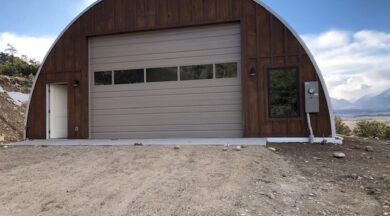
89 23 242 139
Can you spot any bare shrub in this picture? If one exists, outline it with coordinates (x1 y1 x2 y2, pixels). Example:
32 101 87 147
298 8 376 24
353 120 387 140
335 116 351 136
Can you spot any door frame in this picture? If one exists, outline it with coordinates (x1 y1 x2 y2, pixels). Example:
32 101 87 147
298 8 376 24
46 82 68 139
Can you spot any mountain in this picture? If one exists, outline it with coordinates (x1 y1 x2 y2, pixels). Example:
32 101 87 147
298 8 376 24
354 88 390 109
331 98 355 110
331 88 390 115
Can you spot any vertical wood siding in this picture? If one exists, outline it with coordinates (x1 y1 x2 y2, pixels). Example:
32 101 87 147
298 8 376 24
26 0 332 139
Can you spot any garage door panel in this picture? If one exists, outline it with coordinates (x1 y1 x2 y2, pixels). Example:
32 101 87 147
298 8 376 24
92 90 241 104
91 47 240 65
91 93 241 110
91 104 241 116
91 24 240 48
92 77 240 93
92 130 242 139
91 36 240 58
92 31 240 49
92 123 242 133
92 85 241 98
91 94 241 105
90 23 242 139
91 111 241 127
91 98 240 110
92 53 241 71
91 44 240 63
91 54 240 72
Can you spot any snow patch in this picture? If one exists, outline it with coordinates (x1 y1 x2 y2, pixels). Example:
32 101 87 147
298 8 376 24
7 92 29 106
0 84 29 106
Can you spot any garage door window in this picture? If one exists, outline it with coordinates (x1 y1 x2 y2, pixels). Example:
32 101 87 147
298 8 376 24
94 71 112 85
114 69 144 84
95 62 239 86
180 64 213 81
146 67 178 82
216 63 238 79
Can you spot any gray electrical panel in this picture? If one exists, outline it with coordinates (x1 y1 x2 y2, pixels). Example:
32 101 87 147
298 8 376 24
305 81 319 113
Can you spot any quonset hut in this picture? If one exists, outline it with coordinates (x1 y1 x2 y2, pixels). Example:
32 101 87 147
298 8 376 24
25 0 339 143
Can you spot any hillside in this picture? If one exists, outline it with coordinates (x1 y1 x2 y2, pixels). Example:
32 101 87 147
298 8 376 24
0 75 31 143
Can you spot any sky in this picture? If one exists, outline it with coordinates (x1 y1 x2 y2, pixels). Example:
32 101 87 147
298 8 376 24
0 0 389 101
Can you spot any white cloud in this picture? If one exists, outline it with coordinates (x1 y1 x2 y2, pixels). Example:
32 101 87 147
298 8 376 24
0 32 55 62
84 0 98 6
0 1 98 63
302 30 390 101
77 0 98 12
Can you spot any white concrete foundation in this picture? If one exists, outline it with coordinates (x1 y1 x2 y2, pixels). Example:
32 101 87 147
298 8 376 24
267 137 343 145
14 138 267 146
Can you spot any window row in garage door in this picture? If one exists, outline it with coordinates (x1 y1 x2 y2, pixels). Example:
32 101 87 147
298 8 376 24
94 62 238 86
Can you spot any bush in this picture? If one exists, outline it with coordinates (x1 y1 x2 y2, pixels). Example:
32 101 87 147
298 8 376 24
386 126 390 140
335 116 351 136
353 120 387 139
28 73 35 80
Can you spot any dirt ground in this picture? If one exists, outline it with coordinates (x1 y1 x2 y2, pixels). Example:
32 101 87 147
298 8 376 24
0 138 388 216
269 137 390 216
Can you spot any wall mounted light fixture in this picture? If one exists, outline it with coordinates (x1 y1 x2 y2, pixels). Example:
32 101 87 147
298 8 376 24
249 68 257 76
73 80 80 87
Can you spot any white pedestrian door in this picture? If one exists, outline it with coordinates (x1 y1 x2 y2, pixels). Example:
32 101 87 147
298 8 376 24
48 84 68 139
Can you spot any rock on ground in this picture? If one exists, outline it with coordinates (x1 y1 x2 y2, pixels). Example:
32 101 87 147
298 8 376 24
365 146 374 152
333 152 346 158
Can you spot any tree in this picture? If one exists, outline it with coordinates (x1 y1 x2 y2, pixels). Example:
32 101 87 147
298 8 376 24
0 52 10 64
0 44 40 79
335 116 351 136
5 43 17 57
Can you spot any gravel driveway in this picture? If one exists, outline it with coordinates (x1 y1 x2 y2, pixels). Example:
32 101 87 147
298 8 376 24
0 144 380 216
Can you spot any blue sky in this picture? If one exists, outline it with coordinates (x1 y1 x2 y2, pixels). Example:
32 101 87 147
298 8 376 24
1 0 389 36
0 0 92 37
262 0 390 34
0 0 389 100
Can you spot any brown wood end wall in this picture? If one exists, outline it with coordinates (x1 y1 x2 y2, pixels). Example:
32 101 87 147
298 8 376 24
26 0 332 139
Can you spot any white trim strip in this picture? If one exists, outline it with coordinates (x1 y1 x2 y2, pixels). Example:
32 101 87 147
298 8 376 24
267 137 343 145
